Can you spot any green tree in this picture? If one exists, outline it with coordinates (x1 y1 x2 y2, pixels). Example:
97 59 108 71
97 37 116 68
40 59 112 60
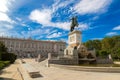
84 35 120 60
0 41 16 63
92 40 102 50
100 50 110 58
1 53 17 63
0 42 8 60
84 40 101 50
101 37 115 50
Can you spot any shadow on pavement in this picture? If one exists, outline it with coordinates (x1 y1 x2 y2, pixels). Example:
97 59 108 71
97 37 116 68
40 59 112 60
0 77 15 80
0 70 12 75
31 73 43 78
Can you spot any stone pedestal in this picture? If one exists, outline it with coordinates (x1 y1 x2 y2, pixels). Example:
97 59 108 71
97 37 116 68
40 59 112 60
68 30 81 48
48 53 51 60
63 30 81 64
38 54 41 59
64 30 81 57
36 54 41 62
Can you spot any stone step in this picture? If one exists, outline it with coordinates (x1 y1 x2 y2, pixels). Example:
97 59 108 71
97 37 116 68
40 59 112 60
22 63 40 78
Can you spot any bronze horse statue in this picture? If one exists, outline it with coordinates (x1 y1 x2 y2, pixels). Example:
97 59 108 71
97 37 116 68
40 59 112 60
70 16 79 32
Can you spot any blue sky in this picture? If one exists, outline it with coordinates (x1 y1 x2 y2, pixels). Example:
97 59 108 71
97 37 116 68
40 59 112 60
0 0 120 43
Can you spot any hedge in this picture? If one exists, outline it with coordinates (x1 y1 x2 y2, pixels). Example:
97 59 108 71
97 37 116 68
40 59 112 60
0 61 10 70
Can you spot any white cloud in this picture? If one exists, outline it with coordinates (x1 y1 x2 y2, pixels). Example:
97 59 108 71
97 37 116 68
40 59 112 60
21 28 51 39
4 24 13 29
29 0 94 32
52 22 70 30
113 25 120 30
0 0 19 38
75 23 89 31
29 9 52 25
91 38 103 40
29 29 44 36
29 8 89 30
0 0 9 12
16 17 22 22
47 32 62 38
0 22 13 29
92 16 99 20
0 12 12 22
48 30 57 35
52 0 73 12
0 0 14 23
21 23 27 27
31 28 50 35
74 0 112 14
29 9 71 30
29 0 76 31
0 22 14 37
106 32 118 36
0 28 21 38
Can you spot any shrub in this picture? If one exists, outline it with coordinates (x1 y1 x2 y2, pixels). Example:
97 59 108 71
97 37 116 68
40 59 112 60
0 61 10 70
96 50 110 58
0 62 5 69
3 61 10 66
1 53 17 63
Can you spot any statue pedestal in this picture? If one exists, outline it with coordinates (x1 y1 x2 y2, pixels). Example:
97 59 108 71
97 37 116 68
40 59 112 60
64 30 81 59
68 30 81 48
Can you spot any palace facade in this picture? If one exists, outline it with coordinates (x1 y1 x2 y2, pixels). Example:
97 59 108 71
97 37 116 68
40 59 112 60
0 37 66 58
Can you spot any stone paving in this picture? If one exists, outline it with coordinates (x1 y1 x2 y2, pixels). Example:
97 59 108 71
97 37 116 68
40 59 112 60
0 60 23 80
22 59 120 80
1 59 120 80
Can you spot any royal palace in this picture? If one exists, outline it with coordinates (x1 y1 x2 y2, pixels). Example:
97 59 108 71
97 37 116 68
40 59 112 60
0 37 66 58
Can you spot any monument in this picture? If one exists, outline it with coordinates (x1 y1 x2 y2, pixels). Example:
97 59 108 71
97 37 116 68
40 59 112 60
70 16 79 32
48 16 96 65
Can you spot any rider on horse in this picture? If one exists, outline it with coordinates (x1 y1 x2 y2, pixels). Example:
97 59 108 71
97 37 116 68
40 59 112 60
70 16 79 32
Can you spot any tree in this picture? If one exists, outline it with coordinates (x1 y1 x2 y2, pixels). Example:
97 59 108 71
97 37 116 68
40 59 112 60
84 40 101 50
84 35 120 60
92 40 102 50
99 50 110 58
84 40 94 49
101 37 115 50
0 42 8 60
1 53 17 63
0 41 17 63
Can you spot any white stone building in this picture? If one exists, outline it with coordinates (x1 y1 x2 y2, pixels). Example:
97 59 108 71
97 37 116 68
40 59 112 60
0 37 66 58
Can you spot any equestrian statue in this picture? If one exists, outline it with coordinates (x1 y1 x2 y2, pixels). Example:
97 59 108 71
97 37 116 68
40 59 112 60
70 16 79 32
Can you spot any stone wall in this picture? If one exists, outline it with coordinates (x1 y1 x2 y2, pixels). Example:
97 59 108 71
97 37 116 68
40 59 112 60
96 59 113 64
48 59 78 65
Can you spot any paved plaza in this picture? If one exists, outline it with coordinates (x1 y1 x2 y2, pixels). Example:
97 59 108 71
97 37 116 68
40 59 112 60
0 59 120 80
21 59 120 80
0 60 23 80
